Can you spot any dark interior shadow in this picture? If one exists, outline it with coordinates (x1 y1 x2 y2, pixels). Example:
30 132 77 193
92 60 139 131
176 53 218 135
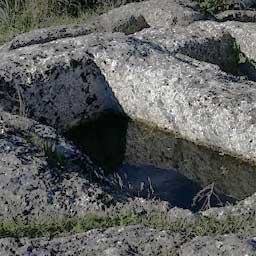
109 164 237 212
238 60 256 81
65 112 129 173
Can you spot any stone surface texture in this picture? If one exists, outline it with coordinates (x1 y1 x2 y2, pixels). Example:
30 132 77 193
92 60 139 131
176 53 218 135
203 192 256 219
0 225 183 256
0 0 203 52
215 10 256 21
1 22 256 162
0 0 256 255
0 111 117 222
179 235 256 256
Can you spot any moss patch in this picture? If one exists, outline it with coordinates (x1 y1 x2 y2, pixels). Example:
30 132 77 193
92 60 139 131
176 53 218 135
195 0 232 14
0 210 255 239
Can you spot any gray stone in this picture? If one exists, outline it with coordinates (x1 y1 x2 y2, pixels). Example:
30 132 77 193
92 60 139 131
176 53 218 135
124 120 256 200
2 24 256 197
103 0 204 28
0 225 184 256
179 235 256 256
188 21 256 62
0 112 194 223
89 13 149 35
79 33 256 163
0 43 122 130
0 24 94 52
135 23 238 74
209 0 256 10
226 0 256 9
0 13 148 52
202 192 256 219
0 0 202 52
186 21 256 81
215 10 256 21
110 197 196 224
0 111 115 222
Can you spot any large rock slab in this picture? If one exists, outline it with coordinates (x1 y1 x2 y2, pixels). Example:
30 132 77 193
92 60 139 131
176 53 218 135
135 22 238 74
0 112 195 222
1 21 256 194
185 21 256 81
98 0 204 28
79 33 256 163
0 43 122 130
124 120 256 199
0 13 148 52
0 225 184 255
188 21 256 62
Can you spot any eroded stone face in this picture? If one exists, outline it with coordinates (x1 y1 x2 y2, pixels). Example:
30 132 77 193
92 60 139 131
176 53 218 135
1 22 256 180
0 46 122 130
0 225 184 256
0 0 203 53
0 13 149 52
189 21 256 62
1 1 256 254
124 121 256 200
179 235 256 256
0 111 115 222
79 32 256 163
95 0 204 28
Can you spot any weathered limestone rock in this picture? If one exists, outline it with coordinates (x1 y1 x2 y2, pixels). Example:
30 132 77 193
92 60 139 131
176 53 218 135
202 192 256 219
89 13 149 35
0 45 122 130
0 112 195 222
0 13 148 52
215 10 256 21
0 111 115 222
0 225 184 256
179 235 256 256
78 33 256 163
124 120 256 199
135 23 239 74
0 0 203 52
111 197 196 224
227 0 256 9
0 24 94 52
102 0 204 28
185 21 256 81
1 24 256 197
189 21 256 62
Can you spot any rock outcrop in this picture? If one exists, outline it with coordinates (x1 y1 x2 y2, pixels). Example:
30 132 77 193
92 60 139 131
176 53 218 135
0 0 256 255
0 0 203 52
0 225 255 255
215 9 256 21
0 45 123 130
179 235 256 256
1 18 256 198
0 111 116 222
1 21 256 162
0 225 184 255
